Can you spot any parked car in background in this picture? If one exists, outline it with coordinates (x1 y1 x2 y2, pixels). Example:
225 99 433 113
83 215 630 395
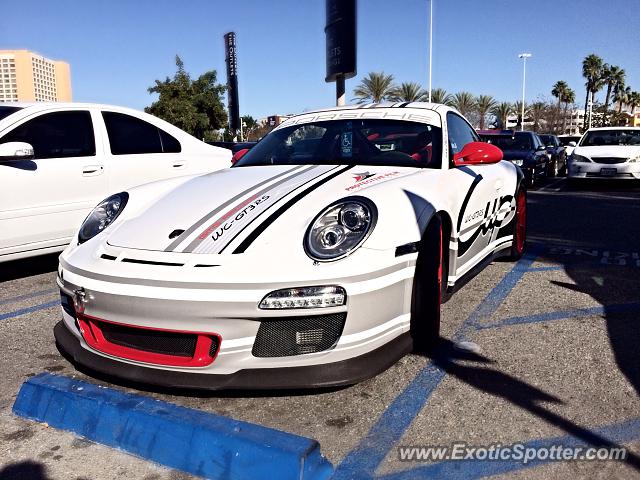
538 134 567 177
558 134 582 157
568 127 640 181
479 130 548 186
207 141 258 153
0 103 231 262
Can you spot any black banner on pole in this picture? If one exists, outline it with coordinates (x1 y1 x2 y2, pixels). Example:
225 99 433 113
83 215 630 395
224 32 240 132
325 0 357 82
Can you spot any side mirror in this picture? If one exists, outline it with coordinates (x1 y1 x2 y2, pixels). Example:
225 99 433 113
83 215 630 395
0 142 34 162
568 141 577 147
231 148 249 165
453 142 502 166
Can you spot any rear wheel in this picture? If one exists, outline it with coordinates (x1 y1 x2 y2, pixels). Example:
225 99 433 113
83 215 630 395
410 215 445 352
506 188 527 260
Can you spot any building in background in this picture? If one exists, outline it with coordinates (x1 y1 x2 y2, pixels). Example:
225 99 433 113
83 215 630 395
0 50 72 102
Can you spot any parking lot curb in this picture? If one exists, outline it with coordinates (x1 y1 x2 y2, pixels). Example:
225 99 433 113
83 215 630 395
12 373 333 480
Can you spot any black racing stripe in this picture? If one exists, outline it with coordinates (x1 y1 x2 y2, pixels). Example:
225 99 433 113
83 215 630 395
398 102 411 108
165 165 305 252
215 165 333 253
232 165 354 254
456 174 484 232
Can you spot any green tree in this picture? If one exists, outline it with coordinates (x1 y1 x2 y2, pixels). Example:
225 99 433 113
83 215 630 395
491 102 513 129
551 81 569 132
629 91 640 114
475 95 497 130
451 91 476 117
561 87 576 133
529 102 547 132
581 54 605 130
513 101 530 129
614 85 631 114
602 65 625 124
389 82 428 102
430 87 452 105
146 56 227 141
352 72 396 103
241 115 258 140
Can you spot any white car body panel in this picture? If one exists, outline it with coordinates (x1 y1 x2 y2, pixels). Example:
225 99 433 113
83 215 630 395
55 103 523 387
0 102 231 262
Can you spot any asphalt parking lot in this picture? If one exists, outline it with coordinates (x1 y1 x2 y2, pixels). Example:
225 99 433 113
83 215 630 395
1 177 639 480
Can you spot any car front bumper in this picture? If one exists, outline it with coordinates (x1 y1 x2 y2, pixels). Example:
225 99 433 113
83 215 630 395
568 161 640 180
55 245 418 389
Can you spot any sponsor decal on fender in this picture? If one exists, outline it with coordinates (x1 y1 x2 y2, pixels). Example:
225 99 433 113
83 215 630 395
346 171 402 191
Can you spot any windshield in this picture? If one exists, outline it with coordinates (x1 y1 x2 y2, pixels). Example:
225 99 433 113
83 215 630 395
539 135 554 145
580 130 640 146
481 133 532 151
234 119 443 169
558 136 581 146
0 106 22 122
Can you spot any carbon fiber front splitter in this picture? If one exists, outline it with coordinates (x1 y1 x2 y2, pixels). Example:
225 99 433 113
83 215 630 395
54 320 413 391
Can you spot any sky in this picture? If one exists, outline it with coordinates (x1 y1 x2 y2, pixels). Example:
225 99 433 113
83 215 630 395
1 0 639 120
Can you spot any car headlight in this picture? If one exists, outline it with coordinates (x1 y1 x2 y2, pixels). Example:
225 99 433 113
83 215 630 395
571 154 591 163
78 192 128 244
304 197 377 261
510 159 524 166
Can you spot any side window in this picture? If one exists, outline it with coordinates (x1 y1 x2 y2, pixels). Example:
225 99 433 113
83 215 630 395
1 111 95 159
447 112 478 160
102 112 181 155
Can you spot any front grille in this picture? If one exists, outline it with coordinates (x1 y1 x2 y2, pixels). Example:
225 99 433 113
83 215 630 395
592 157 627 164
586 172 633 178
99 320 198 357
252 313 347 357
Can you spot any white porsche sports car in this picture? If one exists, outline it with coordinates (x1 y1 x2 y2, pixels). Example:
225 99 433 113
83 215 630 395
55 103 526 389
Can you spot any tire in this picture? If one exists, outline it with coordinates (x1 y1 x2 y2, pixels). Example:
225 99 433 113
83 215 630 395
410 214 445 352
506 188 527 261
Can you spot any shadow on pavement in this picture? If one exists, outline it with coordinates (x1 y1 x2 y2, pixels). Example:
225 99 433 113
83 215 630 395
424 339 640 470
0 461 51 480
0 253 59 283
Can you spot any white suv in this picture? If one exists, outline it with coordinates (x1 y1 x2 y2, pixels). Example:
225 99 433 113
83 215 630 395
568 127 640 181
0 103 231 262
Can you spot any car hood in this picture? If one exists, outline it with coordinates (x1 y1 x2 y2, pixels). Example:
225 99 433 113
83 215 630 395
573 145 640 159
106 164 421 254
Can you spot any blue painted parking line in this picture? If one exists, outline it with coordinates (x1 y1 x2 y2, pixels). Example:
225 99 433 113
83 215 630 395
332 252 539 478
0 288 57 306
378 416 640 480
13 373 333 480
527 265 564 272
0 300 58 321
478 302 640 330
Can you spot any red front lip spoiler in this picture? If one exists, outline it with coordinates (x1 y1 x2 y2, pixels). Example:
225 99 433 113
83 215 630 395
76 313 221 368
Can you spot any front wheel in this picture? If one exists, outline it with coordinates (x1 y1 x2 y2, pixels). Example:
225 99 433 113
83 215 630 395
506 188 527 260
410 215 446 352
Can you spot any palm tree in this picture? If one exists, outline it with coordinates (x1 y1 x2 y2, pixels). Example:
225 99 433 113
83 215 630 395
491 102 513 129
614 85 631 114
514 101 530 129
475 95 497 130
582 54 604 129
529 102 547 132
602 65 625 123
561 88 576 133
352 72 396 103
629 91 640 114
388 82 428 102
430 87 452 106
450 91 476 117
551 81 569 132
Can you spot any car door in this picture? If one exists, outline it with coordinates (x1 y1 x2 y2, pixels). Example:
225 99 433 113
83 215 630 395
99 111 187 193
446 112 505 271
0 109 107 253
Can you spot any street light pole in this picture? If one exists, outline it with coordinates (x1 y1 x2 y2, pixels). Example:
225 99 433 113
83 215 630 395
428 0 433 103
518 53 531 131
